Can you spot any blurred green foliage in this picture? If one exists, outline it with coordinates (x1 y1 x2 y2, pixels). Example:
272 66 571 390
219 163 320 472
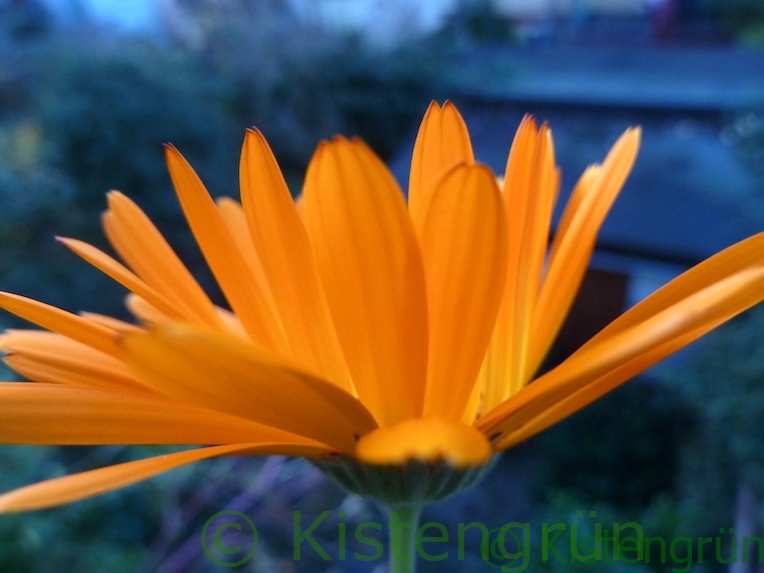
703 0 764 45
531 380 695 512
0 445 195 573
0 4 439 319
661 308 764 521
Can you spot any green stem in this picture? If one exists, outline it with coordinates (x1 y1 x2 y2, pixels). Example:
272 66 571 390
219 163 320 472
387 504 421 573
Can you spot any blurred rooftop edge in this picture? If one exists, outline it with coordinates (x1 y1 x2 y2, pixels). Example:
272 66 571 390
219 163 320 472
28 0 730 48
443 45 764 111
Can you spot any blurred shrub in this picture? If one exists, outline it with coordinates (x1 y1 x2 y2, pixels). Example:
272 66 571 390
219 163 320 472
530 379 695 511
724 110 764 183
432 0 516 47
660 308 764 519
0 444 188 573
0 36 238 316
703 0 764 45
0 5 441 315
185 0 438 170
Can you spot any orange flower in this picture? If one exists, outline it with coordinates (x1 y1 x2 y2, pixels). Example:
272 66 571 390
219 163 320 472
0 102 763 512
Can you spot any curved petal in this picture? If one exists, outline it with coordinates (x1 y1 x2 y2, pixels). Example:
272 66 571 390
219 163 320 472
240 129 351 391
0 293 120 358
215 196 277 312
101 192 225 330
0 442 330 513
121 325 378 452
57 237 187 322
482 118 558 411
163 145 288 354
477 266 764 442
1 330 141 391
527 128 640 374
412 164 507 420
580 231 764 351
78 312 142 333
0 383 324 446
489 232 764 445
496 323 709 449
125 294 170 326
302 137 428 426
408 101 474 214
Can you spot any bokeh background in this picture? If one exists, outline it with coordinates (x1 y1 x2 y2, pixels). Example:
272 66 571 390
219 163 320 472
2 0 764 571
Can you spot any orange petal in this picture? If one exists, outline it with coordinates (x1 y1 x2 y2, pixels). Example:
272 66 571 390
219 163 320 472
121 325 378 452
57 237 186 322
528 128 640 374
163 146 288 354
580 231 764 352
0 330 140 390
215 196 277 311
79 312 143 333
478 266 764 442
497 327 701 449
0 382 321 446
240 129 351 391
483 118 558 410
0 442 330 513
408 101 474 214
125 294 169 326
102 192 225 330
302 138 428 426
411 164 507 420
0 292 120 358
462 363 486 425
356 416 491 467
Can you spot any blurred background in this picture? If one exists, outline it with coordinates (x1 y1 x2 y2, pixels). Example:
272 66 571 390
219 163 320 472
1 0 764 571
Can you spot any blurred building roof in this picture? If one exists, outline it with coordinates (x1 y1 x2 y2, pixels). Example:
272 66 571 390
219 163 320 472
391 46 764 292
440 45 764 111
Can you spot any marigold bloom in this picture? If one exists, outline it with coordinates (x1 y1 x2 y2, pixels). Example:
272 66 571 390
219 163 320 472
0 102 763 512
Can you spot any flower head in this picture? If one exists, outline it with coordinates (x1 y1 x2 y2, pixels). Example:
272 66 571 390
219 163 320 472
0 102 763 512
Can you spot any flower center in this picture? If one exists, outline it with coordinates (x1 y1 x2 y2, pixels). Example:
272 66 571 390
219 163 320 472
313 416 495 505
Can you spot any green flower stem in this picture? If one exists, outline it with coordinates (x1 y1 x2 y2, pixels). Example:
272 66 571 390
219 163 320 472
388 504 422 573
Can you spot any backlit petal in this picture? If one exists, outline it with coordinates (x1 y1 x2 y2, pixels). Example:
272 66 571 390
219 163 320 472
164 145 288 354
412 164 507 420
121 325 378 452
0 442 330 513
478 266 764 442
240 129 351 390
528 128 640 374
0 383 321 446
57 237 186 322
1 330 140 390
482 118 558 410
79 312 142 333
0 293 120 358
408 101 474 214
102 192 224 330
215 196 277 311
580 230 764 351
302 138 428 426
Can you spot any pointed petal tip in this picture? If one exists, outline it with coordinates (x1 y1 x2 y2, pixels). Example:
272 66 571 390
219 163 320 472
425 100 442 112
621 126 642 144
